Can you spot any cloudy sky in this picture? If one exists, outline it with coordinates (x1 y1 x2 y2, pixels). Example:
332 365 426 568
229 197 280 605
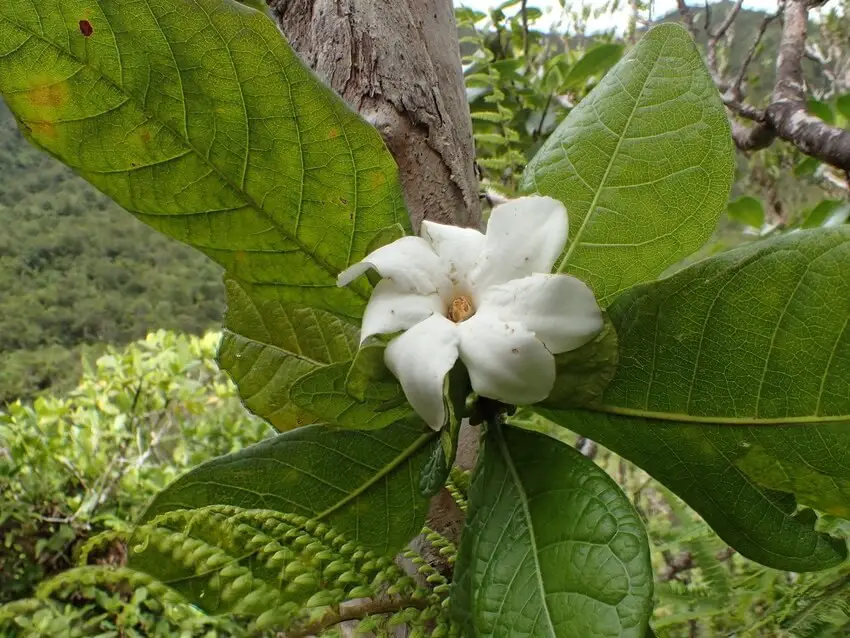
454 0 781 33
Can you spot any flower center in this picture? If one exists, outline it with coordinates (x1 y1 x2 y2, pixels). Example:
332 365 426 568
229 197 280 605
448 295 474 323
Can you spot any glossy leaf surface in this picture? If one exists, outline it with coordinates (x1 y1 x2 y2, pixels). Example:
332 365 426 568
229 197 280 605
453 425 653 637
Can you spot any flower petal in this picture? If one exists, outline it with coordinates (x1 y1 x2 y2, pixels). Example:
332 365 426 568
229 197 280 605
478 273 603 354
457 312 555 405
337 236 451 296
470 196 568 292
420 221 485 291
360 279 445 343
385 314 460 430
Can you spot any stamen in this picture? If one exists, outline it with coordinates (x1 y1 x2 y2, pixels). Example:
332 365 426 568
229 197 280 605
449 296 474 323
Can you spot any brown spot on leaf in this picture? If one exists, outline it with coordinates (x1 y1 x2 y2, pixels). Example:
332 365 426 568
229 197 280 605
327 128 339 139
27 83 69 108
29 121 57 139
79 20 93 37
139 130 152 144
370 172 386 188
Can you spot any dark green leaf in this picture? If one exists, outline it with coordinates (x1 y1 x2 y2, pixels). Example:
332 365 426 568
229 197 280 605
535 228 850 570
289 361 412 430
0 0 409 322
536 410 849 571
561 43 624 90
522 24 734 305
726 196 764 228
583 228 850 427
139 419 435 555
808 99 835 125
452 424 653 637
837 93 850 121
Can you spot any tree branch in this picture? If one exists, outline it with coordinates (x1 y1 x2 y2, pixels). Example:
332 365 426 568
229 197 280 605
706 0 744 80
729 9 780 98
763 0 850 170
710 0 850 170
266 0 480 552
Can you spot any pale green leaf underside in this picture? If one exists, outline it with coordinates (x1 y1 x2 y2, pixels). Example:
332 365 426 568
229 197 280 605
0 0 409 322
591 228 850 425
537 409 848 571
217 277 360 431
140 419 435 556
452 425 652 638
289 361 414 430
521 23 734 305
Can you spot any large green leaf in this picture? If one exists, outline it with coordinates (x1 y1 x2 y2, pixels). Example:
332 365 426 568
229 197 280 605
586 228 850 426
536 228 850 571
452 425 653 637
0 0 409 322
537 411 849 571
521 24 734 305
218 277 359 431
139 419 435 556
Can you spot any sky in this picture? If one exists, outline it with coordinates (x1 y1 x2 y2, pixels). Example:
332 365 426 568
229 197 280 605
454 0 781 34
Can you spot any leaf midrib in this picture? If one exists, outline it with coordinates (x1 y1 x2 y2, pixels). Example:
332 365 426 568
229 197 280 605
0 8 367 301
494 427 557 638
555 30 666 274
583 405 850 425
314 430 434 521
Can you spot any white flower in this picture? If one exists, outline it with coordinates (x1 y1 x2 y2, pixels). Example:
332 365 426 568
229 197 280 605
338 196 603 430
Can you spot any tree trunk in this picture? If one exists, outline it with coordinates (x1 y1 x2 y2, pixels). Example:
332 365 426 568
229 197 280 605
267 0 481 230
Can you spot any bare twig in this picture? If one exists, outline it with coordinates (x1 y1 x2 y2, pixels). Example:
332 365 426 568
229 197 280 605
287 597 430 638
675 0 700 40
520 0 530 65
706 0 744 79
722 96 766 122
729 9 780 98
711 0 850 170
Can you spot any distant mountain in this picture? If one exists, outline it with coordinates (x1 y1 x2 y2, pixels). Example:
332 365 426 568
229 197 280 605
0 101 224 402
654 1 826 103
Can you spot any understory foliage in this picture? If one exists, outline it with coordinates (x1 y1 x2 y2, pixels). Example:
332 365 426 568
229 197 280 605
2 336 849 636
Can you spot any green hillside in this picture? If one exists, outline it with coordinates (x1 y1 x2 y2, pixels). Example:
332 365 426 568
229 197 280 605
0 101 224 403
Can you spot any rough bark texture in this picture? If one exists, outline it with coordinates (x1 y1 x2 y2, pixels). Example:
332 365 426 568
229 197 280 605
267 0 481 230
686 0 850 171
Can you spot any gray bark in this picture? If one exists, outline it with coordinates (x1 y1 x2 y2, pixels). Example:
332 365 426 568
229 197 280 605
686 0 850 171
267 0 481 230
